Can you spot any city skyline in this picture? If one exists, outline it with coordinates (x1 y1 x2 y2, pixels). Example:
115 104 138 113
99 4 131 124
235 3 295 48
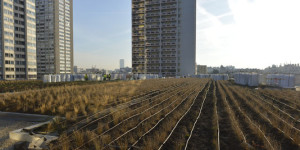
73 0 300 70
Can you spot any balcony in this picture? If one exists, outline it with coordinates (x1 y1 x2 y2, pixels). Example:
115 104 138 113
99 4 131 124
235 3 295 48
132 4 144 8
162 60 176 63
162 42 176 46
132 61 145 65
146 31 160 34
146 25 160 29
161 24 177 28
161 0 177 4
161 30 176 34
146 66 160 70
133 27 145 31
161 66 176 70
132 21 145 25
132 16 144 20
146 19 160 23
146 12 160 17
146 43 160 46
132 33 145 36
133 44 144 47
146 54 159 58
161 5 177 10
161 11 177 16
132 49 145 53
145 49 160 52
162 54 176 57
133 10 145 14
146 37 160 40
133 0 144 2
146 7 160 11
133 56 145 59
161 17 177 22
145 1 160 5
132 38 145 42
161 36 176 39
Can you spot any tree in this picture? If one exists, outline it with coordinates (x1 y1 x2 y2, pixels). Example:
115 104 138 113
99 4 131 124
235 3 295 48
84 74 88 81
212 69 219 74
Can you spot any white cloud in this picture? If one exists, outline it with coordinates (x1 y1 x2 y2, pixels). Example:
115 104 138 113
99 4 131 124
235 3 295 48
197 0 300 68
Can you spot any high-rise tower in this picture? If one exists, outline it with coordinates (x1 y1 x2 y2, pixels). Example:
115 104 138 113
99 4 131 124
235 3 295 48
120 59 125 69
36 0 73 79
0 0 37 80
132 0 196 77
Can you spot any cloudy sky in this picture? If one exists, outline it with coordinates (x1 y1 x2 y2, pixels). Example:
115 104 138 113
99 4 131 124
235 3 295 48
74 0 300 70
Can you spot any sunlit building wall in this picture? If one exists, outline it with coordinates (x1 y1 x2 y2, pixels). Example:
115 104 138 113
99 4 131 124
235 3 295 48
132 0 196 77
0 0 37 80
36 0 73 79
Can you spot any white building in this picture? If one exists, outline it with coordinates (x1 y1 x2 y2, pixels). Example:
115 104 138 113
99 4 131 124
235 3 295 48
132 0 196 77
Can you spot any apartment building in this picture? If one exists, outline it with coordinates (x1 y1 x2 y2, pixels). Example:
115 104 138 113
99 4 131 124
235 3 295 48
196 65 207 74
132 0 196 77
36 0 73 79
0 0 37 80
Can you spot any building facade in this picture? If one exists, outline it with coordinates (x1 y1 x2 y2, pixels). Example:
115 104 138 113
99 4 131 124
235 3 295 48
196 65 207 75
132 0 196 77
36 0 73 79
0 0 37 80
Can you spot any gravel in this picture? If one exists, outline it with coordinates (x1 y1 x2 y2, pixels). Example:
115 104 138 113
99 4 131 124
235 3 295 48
0 119 36 150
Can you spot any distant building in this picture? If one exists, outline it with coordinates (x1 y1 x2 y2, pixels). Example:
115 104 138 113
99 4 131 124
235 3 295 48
235 68 262 73
120 59 125 69
74 66 78 74
196 65 207 74
132 0 196 77
120 67 132 73
85 67 100 74
207 67 220 74
220 65 235 74
264 64 300 74
0 0 37 80
36 0 74 79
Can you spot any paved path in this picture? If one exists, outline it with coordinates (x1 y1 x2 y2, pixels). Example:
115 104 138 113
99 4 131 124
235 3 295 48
0 112 52 150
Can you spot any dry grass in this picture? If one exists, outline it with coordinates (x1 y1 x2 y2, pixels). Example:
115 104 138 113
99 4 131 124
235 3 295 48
0 79 185 119
221 81 300 149
51 79 206 149
259 88 300 108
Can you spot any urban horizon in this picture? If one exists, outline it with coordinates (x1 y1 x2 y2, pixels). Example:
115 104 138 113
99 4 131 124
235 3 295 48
73 0 300 70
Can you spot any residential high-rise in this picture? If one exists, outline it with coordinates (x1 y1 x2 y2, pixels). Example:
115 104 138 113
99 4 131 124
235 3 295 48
120 59 125 69
0 0 37 80
132 0 196 77
36 0 73 79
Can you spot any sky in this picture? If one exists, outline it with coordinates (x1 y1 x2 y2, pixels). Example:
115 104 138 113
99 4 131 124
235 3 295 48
74 0 300 70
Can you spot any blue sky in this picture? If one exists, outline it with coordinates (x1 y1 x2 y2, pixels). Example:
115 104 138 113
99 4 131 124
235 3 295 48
74 0 131 69
74 0 300 70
